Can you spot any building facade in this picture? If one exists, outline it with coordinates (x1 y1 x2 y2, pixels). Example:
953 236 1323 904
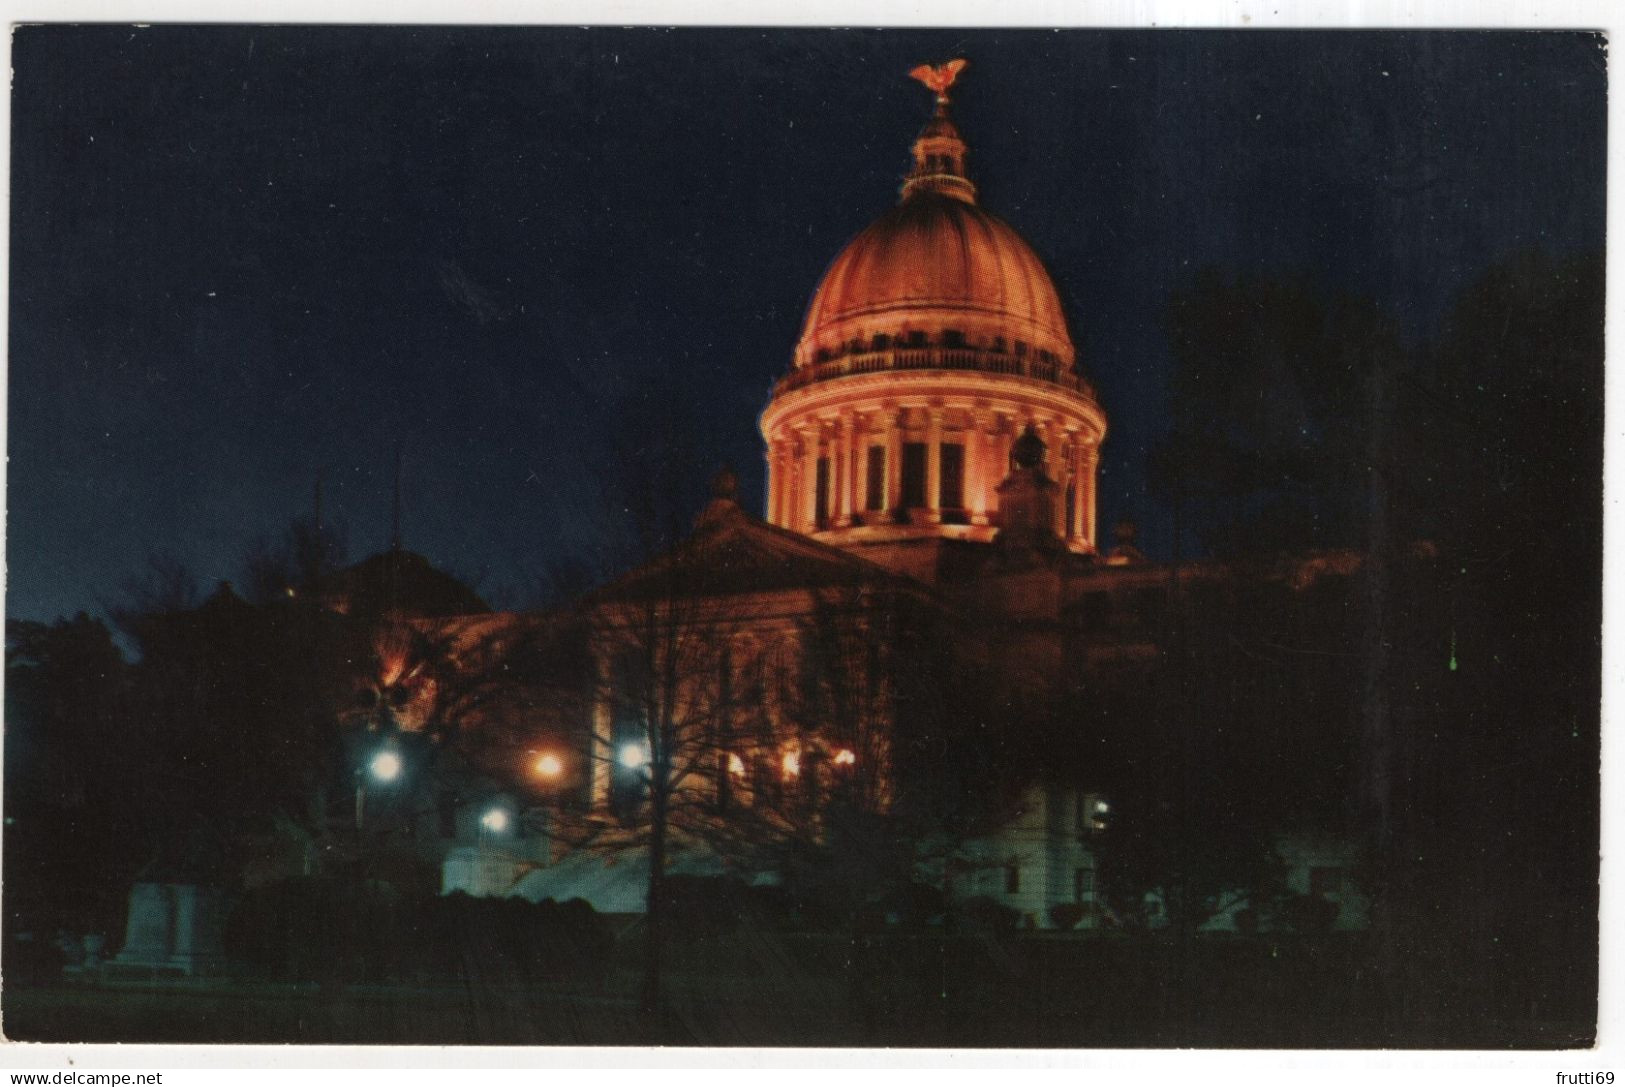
268 62 1377 934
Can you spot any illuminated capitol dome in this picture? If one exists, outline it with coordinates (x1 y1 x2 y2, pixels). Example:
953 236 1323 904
760 59 1107 554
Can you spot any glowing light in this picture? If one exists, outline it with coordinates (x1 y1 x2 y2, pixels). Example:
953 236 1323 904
1093 800 1109 814
480 808 510 833
781 750 801 779
833 749 856 767
368 751 403 782
534 753 563 779
727 753 746 777
619 743 648 770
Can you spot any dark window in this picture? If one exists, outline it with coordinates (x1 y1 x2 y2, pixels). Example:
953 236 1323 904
815 457 831 529
1014 340 1028 357
1005 864 1021 895
866 637 884 692
942 328 965 348
901 443 928 509
906 329 927 348
871 333 890 350
939 443 965 510
991 336 1007 353
866 446 886 510
1065 476 1076 535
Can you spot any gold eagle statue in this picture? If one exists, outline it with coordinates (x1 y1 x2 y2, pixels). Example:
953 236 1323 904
909 58 967 101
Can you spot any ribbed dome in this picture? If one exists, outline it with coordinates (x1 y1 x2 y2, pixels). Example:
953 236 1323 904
761 63 1106 559
795 193 1075 368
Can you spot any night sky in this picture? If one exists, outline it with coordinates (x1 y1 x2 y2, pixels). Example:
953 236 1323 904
7 27 1606 624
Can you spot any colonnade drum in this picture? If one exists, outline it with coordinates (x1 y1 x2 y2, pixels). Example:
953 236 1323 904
761 373 1103 552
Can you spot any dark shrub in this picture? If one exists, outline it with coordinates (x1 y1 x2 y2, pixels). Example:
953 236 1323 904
224 876 407 982
1233 906 1259 935
422 892 612 979
227 880 611 982
879 882 947 929
954 895 1020 933
4 931 66 986
1279 893 1339 935
658 875 751 939
743 882 796 928
1048 903 1085 930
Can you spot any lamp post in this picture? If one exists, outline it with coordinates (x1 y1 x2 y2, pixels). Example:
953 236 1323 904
478 805 511 846
532 750 564 784
355 746 403 831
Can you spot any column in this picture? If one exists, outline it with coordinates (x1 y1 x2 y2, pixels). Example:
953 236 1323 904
886 409 904 514
766 439 783 526
801 426 820 532
1043 422 1066 538
926 408 943 524
1069 435 1085 541
776 440 792 527
845 411 862 526
829 416 845 529
967 409 989 524
1081 441 1100 549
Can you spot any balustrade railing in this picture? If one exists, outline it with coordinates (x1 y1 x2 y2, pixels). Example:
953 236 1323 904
773 347 1096 399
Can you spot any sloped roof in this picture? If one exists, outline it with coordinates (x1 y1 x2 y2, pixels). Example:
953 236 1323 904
585 497 925 605
508 844 730 913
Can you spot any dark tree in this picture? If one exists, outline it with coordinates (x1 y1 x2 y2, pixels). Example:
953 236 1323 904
1153 271 1404 557
4 614 133 943
1366 249 1603 1037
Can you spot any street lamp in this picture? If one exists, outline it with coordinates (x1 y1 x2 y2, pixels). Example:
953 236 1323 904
355 744 404 831
619 742 649 771
370 750 403 782
533 752 563 780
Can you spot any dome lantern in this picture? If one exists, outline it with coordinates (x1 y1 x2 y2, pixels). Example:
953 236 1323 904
901 60 976 205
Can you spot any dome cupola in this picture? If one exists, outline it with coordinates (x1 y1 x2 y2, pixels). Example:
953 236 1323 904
790 59 1075 374
760 62 1107 561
